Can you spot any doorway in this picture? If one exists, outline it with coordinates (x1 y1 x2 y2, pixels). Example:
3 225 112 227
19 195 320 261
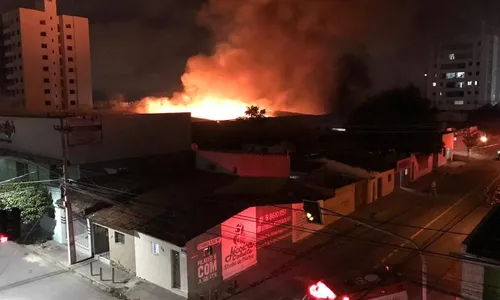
92 224 110 261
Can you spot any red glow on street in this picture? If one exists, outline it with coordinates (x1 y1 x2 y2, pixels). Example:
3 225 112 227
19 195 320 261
309 281 337 299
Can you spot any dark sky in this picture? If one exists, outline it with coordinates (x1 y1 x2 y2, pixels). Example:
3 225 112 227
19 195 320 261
2 0 500 109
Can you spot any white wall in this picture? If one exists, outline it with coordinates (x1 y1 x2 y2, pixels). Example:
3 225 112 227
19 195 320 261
135 232 188 298
100 226 136 273
0 117 61 158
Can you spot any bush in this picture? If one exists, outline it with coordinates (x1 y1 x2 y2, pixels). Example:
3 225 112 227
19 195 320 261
0 183 53 223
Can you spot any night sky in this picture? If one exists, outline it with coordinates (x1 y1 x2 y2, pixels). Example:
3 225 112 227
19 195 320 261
1 0 500 111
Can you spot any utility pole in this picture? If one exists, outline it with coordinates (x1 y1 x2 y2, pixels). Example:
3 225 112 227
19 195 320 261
320 207 427 300
54 118 76 265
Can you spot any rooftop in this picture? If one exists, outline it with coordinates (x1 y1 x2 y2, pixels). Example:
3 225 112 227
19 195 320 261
87 172 333 247
463 205 500 261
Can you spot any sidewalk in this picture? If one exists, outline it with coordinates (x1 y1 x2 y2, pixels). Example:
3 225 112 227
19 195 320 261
24 240 185 300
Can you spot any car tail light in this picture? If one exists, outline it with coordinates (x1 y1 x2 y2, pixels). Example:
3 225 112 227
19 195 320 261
309 281 337 299
0 235 8 243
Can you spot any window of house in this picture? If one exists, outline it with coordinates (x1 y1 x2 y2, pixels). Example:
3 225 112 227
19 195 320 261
40 20 46 25
151 242 160 255
43 78 49 83
40 32 46 37
114 232 125 244
65 24 71 29
43 66 49 71
41 43 47 48
69 89 75 94
69 79 75 84
67 46 73 51
68 68 74 72
68 57 74 62
66 35 72 40
44 89 50 94
45 100 51 106
42 55 48 60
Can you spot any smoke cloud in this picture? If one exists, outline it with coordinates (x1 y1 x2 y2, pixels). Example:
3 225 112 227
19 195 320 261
162 0 421 115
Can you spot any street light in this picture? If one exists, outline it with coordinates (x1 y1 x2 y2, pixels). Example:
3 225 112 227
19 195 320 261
480 136 488 143
320 207 427 300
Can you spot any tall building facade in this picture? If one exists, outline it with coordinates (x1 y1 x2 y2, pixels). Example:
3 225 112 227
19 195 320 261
425 34 500 111
0 0 92 111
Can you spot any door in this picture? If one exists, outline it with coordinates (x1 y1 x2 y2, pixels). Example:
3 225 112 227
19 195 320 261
92 224 110 259
377 177 382 198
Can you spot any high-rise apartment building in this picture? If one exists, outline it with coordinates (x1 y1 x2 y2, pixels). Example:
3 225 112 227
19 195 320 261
425 34 500 111
0 0 92 111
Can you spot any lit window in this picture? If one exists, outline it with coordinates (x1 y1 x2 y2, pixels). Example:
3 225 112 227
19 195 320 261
446 72 456 79
449 53 455 60
151 242 160 255
432 82 436 87
467 81 472 86
454 100 464 105
457 72 465 78
439 92 443 96
474 81 478 86
457 82 464 88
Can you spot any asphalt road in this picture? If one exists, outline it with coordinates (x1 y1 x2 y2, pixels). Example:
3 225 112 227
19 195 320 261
0 242 116 300
231 158 500 300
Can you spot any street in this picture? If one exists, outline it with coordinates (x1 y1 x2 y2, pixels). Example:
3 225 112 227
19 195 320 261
0 242 116 300
231 155 500 300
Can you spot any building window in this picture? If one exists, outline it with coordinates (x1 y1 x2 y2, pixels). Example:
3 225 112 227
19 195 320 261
203 246 214 257
114 232 125 244
69 89 75 94
477 62 480 66
474 81 478 86
66 35 72 40
467 81 472 86
432 82 436 87
151 242 160 255
43 78 50 83
42 55 48 60
454 100 464 105
171 250 181 289
65 24 71 29
70 100 76 105
45 100 51 106
43 66 49 71
44 89 50 94
40 20 46 25
68 57 74 62
68 68 74 73
40 32 46 37
69 79 75 84
41 43 47 48
448 53 455 60
476 71 480 75
67 46 73 51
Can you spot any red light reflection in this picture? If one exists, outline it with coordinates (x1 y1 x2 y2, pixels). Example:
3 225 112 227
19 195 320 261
309 281 336 299
0 236 8 243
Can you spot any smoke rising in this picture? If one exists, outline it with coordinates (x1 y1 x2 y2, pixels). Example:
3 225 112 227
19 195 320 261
167 0 421 115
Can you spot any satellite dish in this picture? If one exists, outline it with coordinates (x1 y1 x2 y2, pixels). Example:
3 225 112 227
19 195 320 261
191 143 199 151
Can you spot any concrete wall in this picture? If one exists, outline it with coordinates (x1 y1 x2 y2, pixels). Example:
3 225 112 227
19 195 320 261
94 226 137 273
378 169 395 197
135 232 188 298
322 183 356 225
412 154 433 181
196 150 290 177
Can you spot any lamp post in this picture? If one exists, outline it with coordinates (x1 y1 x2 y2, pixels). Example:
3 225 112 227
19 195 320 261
320 207 427 300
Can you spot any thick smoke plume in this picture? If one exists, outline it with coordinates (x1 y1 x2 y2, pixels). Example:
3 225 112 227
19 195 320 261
133 0 417 118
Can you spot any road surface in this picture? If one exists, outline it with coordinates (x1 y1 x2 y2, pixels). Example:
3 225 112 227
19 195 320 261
0 242 116 300
230 158 500 300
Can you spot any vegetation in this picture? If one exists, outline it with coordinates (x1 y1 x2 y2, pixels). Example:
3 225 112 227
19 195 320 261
347 85 442 154
244 105 267 119
485 185 500 206
0 183 52 223
457 129 479 157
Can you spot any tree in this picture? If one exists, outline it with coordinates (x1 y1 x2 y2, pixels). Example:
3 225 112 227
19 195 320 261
244 105 267 119
347 85 442 154
484 185 500 206
0 183 52 223
457 129 479 157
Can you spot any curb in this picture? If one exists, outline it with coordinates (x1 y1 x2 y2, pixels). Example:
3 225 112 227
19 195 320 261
22 244 112 293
